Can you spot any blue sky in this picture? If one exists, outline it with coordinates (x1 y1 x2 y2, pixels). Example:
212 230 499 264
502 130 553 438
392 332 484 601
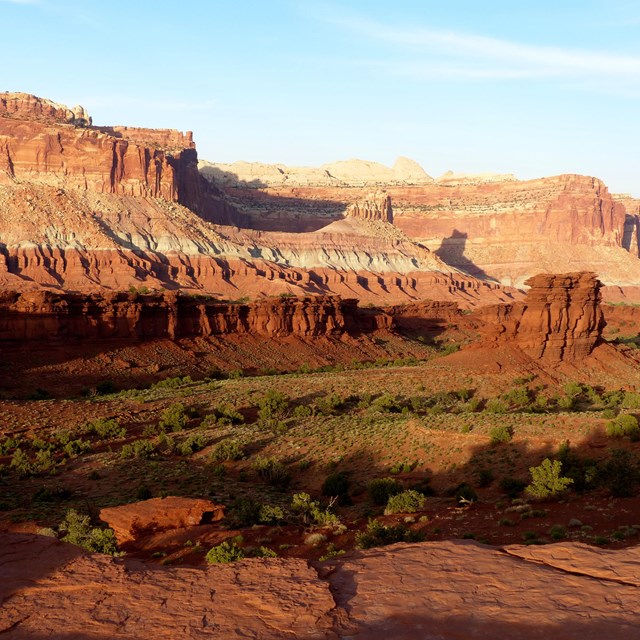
3 0 640 194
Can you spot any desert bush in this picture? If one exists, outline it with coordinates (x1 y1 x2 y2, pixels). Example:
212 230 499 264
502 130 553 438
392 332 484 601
10 448 32 477
178 434 206 456
321 472 350 500
555 442 598 493
210 438 245 462
253 456 290 486
525 458 573 499
315 393 345 416
476 468 494 488
86 418 126 439
293 404 314 418
563 382 583 398
600 449 640 497
252 546 278 558
59 509 118 555
257 390 289 421
384 490 426 515
229 498 261 527
152 376 193 390
606 414 640 440
485 398 508 414
120 439 156 459
291 492 340 526
62 439 91 458
159 403 189 432
371 393 403 413
367 477 402 505
355 519 424 549
203 403 244 427
500 476 527 498
205 541 245 564
489 425 512 445
259 504 286 524
622 392 640 409
502 387 531 409
557 395 575 411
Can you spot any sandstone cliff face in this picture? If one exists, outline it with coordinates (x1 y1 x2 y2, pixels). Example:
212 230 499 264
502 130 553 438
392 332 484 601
477 272 605 363
0 290 391 342
346 191 393 223
0 91 91 125
0 92 238 225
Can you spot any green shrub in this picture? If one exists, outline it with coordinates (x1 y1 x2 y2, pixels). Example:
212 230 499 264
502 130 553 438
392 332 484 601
600 449 640 497
384 490 426 515
259 504 286 524
63 439 91 458
291 492 340 526
59 509 118 554
622 392 640 409
207 403 244 426
178 434 206 456
367 477 402 506
253 456 290 486
257 390 289 421
10 448 33 477
159 403 189 432
489 425 512 445
210 438 245 462
606 414 640 440
485 399 508 414
152 376 193 390
205 541 245 564
557 396 575 411
355 519 424 549
87 418 126 439
321 472 350 499
371 393 402 413
315 393 345 416
120 439 156 459
525 458 573 499
293 404 314 418
502 387 531 409
229 498 261 527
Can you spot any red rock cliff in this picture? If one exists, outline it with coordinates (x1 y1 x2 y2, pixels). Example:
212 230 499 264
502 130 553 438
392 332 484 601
0 92 240 225
0 291 391 342
476 272 605 362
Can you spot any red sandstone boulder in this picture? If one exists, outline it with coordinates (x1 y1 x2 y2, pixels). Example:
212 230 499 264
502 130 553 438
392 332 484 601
99 496 224 545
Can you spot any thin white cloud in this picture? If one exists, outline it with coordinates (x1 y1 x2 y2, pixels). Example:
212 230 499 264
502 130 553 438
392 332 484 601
315 7 640 81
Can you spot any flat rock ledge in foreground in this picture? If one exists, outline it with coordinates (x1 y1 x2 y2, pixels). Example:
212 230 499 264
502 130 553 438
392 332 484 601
2 534 640 639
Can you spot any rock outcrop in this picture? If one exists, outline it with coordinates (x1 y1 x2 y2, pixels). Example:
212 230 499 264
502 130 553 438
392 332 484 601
3 534 640 639
0 92 239 225
477 272 605 363
100 497 225 545
0 290 392 342
346 191 393 223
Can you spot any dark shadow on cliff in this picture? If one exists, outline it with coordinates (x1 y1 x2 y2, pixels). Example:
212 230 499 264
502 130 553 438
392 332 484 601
622 214 640 255
435 229 494 281
199 166 350 233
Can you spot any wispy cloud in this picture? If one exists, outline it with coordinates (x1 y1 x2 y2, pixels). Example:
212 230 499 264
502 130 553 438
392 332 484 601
313 6 640 82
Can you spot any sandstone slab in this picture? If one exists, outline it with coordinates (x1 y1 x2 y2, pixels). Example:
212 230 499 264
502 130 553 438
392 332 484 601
99 497 225 545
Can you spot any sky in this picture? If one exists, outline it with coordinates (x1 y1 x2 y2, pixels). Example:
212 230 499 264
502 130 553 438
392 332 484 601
2 0 640 194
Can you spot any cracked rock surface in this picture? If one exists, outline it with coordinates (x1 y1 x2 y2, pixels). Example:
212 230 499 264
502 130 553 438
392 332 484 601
2 535 640 639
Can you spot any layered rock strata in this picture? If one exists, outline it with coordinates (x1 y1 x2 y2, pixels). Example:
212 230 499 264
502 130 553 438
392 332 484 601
346 191 393 223
477 272 605 362
0 92 238 225
0 290 391 342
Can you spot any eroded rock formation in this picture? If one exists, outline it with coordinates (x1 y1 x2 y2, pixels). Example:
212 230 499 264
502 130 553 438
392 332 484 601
477 272 605 362
346 191 393 223
0 92 239 225
100 497 225 545
0 290 391 342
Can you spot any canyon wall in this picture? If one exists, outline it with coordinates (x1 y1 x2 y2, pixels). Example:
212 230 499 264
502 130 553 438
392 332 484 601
0 92 239 225
0 290 390 342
